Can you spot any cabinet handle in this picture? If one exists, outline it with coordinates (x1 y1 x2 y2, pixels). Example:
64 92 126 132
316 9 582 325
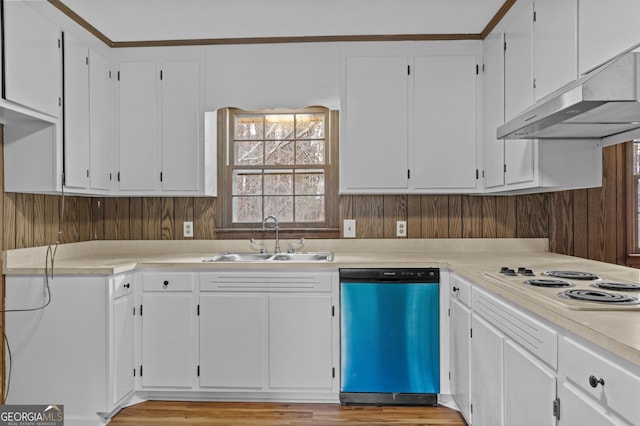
163 280 169 287
589 375 605 388
452 286 460 293
124 283 130 289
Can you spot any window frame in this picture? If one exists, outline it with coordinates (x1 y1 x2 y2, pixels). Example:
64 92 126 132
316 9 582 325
216 107 340 239
627 141 640 263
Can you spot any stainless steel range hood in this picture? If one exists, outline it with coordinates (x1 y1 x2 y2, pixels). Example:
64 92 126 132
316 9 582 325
498 48 640 142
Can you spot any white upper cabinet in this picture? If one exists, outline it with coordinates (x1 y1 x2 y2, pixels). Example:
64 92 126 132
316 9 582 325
3 0 61 117
413 55 478 191
118 61 159 192
341 48 480 194
116 56 207 196
63 31 91 189
482 33 506 189
89 49 113 191
342 56 409 192
533 0 577 101
160 61 201 192
579 0 640 75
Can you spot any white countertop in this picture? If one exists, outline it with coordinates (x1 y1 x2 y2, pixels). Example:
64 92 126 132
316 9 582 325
5 238 640 367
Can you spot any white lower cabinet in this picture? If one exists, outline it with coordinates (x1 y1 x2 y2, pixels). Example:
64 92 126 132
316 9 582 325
559 336 640 425
5 274 135 425
198 271 337 395
449 273 472 424
140 272 197 388
470 314 505 426
199 293 266 389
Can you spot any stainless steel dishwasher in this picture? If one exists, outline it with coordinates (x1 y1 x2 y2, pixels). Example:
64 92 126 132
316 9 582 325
339 268 440 405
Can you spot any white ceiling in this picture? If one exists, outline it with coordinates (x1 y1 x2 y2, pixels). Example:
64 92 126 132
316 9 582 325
58 0 507 42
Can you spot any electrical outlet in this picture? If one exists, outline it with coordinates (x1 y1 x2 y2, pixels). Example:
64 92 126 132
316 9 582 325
183 221 194 238
344 219 356 238
396 220 407 237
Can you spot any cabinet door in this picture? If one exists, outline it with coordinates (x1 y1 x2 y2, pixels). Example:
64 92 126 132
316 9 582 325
413 55 478 190
113 293 135 405
533 0 577 101
161 61 201 192
118 61 159 191
4 0 61 117
504 3 535 187
342 56 409 191
504 340 556 426
482 33 506 189
199 293 266 389
579 0 640 74
63 31 90 189
269 294 333 389
89 49 113 191
449 297 471 423
559 382 620 426
471 314 504 426
141 292 194 387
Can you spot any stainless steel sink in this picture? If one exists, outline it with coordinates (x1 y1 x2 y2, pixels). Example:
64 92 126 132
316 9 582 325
203 252 333 262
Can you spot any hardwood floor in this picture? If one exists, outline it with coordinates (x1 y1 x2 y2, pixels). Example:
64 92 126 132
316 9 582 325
109 401 468 425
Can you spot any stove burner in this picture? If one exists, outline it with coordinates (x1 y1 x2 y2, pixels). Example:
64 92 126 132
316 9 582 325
592 282 640 291
544 271 599 280
524 279 573 288
560 289 640 304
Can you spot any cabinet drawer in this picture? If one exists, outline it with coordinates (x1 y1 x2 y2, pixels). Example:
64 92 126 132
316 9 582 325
449 273 471 307
200 272 332 292
472 287 558 369
143 272 195 292
563 336 640 423
111 273 134 298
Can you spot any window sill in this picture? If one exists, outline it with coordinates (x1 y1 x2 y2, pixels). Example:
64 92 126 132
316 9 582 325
215 228 341 240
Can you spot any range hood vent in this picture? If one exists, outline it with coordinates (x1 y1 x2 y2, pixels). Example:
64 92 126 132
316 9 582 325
498 48 640 141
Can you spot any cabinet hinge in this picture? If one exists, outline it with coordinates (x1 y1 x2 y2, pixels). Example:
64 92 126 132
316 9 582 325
160 172 163 182
476 64 479 75
448 371 451 380
133 306 135 316
86 169 90 178
482 63 485 72
117 71 120 81
482 170 485 178
533 10 537 22
197 365 200 377
160 70 163 80
407 65 410 75
470 328 473 338
109 70 112 79
140 304 143 316
140 365 143 377
533 78 537 89
332 367 335 378
197 304 200 316
470 403 473 414
407 169 411 179
133 368 136 377
504 41 507 51
553 398 560 420
332 305 335 317
58 38 61 48
504 164 507 173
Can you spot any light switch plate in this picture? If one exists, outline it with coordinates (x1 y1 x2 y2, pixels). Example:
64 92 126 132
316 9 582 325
343 219 356 238
183 221 194 238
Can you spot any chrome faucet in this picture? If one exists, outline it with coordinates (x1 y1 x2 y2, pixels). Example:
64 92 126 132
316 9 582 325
262 215 280 253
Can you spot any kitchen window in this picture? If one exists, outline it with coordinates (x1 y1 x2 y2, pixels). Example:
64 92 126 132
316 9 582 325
216 107 339 238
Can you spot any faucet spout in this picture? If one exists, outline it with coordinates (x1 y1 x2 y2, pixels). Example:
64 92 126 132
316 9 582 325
262 215 280 253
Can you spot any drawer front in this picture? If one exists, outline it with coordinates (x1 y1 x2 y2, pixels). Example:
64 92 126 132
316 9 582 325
143 272 195 292
112 273 134 298
472 286 558 369
563 336 640 423
200 271 332 292
449 273 471 307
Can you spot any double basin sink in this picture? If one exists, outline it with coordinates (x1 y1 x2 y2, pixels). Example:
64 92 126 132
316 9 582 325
204 252 334 262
